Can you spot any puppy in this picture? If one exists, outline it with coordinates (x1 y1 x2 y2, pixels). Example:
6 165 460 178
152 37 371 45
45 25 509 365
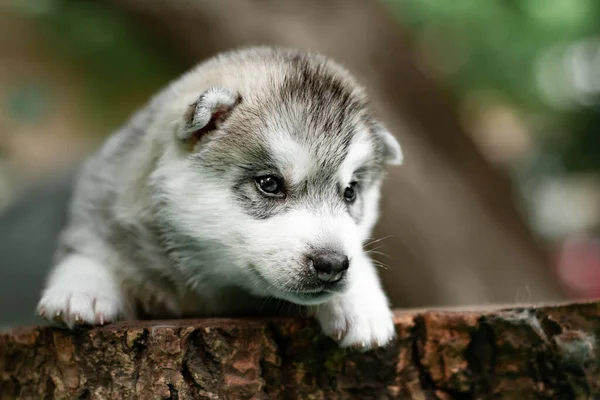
37 47 403 349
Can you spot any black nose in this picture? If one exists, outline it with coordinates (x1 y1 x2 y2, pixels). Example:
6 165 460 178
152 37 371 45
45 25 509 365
310 251 349 283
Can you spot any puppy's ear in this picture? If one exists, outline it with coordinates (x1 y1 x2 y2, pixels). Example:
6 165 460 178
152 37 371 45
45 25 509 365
373 122 403 166
177 87 240 148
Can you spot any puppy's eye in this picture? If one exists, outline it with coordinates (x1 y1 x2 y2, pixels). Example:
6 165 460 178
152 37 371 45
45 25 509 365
255 175 284 196
343 182 358 204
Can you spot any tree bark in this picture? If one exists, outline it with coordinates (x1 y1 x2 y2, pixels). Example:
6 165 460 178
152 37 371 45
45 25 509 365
1 302 598 399
103 0 565 307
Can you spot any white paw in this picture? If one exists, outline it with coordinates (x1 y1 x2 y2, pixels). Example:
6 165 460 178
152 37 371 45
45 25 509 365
37 290 120 327
38 254 125 327
316 294 396 350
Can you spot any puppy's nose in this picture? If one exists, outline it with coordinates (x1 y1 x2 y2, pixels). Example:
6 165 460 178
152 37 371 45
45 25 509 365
309 251 349 283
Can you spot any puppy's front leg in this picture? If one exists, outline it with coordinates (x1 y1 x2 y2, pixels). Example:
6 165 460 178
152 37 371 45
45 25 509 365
315 253 396 350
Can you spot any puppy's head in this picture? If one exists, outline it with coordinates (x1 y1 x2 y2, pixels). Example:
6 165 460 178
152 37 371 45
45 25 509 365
155 48 402 305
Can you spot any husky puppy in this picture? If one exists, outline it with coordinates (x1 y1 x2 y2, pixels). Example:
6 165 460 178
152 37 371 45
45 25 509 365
37 47 403 349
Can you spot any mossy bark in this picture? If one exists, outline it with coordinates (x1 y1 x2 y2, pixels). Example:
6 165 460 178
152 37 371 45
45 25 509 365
1 302 599 399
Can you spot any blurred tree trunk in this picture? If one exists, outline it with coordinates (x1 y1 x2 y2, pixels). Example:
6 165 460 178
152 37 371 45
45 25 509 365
105 0 565 306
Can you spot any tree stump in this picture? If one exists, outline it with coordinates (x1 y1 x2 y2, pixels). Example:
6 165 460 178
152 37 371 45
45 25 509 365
1 302 598 399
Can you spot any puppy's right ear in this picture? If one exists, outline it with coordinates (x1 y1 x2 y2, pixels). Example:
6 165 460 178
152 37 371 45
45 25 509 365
177 87 240 148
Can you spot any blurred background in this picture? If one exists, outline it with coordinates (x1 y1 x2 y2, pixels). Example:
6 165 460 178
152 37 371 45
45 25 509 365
1 0 599 327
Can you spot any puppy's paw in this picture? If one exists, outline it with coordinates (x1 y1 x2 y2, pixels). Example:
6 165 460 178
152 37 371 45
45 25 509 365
37 290 120 327
316 294 395 351
38 255 125 328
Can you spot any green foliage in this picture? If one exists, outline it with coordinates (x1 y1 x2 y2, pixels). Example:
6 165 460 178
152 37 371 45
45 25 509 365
384 0 599 110
383 0 600 176
549 110 600 173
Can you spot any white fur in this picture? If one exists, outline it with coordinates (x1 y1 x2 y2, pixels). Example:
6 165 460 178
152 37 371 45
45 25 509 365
155 158 362 304
270 134 315 185
339 133 373 184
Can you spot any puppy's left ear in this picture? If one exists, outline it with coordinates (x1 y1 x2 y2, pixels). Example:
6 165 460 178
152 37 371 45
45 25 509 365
177 87 240 147
374 122 403 166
